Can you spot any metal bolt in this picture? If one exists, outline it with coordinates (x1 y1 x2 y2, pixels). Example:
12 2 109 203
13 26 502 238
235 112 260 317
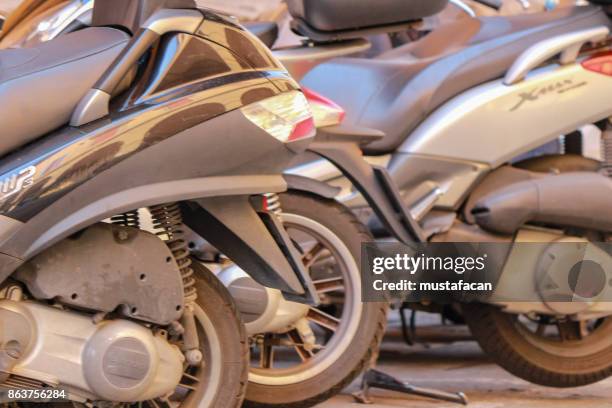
4 340 21 359
185 349 203 366
117 230 129 241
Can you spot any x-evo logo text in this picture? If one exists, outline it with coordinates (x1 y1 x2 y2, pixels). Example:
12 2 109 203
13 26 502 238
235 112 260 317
510 78 587 111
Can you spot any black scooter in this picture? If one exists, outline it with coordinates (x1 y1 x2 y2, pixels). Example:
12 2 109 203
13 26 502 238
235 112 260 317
0 1 387 407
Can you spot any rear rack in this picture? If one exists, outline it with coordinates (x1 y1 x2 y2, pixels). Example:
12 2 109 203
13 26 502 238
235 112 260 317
504 25 610 85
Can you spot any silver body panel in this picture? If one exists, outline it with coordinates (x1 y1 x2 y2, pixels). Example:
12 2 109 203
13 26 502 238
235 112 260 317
292 57 612 213
398 62 612 167
389 154 490 210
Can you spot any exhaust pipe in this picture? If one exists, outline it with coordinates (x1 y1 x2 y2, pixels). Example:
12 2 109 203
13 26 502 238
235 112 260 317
472 171 612 235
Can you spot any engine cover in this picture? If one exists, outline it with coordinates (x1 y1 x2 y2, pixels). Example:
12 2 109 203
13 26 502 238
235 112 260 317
0 300 184 402
14 222 184 325
490 228 612 317
472 172 612 235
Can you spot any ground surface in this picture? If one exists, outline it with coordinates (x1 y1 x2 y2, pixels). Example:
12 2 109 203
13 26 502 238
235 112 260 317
320 313 612 408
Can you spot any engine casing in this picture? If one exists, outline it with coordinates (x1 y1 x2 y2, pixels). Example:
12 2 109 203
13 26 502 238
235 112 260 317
0 300 183 402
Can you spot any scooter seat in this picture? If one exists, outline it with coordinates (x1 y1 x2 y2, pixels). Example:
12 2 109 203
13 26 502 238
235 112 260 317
287 0 448 33
0 27 129 156
301 6 611 155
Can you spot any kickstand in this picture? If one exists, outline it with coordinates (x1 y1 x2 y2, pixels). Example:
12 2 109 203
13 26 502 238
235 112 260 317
352 369 468 405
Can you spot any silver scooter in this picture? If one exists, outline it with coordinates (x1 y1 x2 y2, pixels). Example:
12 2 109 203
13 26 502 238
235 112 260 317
279 0 612 389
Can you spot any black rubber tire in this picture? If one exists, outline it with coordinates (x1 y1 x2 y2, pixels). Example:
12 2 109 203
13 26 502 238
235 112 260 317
244 191 388 408
190 261 249 407
463 303 612 387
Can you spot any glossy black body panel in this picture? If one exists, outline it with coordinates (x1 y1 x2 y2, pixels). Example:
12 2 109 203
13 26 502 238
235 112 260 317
196 10 285 74
0 9 306 295
0 72 291 223
92 0 197 34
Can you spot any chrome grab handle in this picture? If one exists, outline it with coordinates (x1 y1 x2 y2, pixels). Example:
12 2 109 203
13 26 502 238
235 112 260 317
70 9 203 127
504 26 610 86
449 0 476 17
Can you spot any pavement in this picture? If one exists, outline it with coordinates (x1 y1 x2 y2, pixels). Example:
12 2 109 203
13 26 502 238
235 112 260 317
320 312 612 408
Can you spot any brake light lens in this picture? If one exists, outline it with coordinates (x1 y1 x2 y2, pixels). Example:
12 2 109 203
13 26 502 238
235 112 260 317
241 91 315 142
582 52 612 77
302 87 345 128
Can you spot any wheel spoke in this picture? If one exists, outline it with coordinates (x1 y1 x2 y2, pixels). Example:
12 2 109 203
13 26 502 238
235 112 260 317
307 307 340 332
312 276 344 294
260 335 274 369
177 383 197 391
556 320 588 341
181 372 200 383
302 242 325 268
287 330 314 362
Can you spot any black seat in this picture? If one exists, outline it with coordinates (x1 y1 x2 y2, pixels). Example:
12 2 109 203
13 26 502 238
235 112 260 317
301 6 611 155
0 27 129 156
244 22 279 48
287 0 448 33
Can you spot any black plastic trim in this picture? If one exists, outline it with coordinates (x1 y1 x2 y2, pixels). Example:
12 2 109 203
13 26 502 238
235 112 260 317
308 126 425 243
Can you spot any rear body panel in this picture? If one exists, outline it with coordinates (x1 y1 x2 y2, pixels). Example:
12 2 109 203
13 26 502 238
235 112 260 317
0 11 306 293
392 61 612 210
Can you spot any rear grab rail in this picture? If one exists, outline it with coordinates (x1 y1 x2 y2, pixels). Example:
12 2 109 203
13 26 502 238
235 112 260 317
504 25 610 85
70 8 203 127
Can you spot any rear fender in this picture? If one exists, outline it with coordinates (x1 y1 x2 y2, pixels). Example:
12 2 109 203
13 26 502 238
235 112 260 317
283 174 341 199
181 197 318 303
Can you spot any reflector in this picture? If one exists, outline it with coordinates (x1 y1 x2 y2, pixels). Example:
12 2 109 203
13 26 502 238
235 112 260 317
302 87 346 128
582 52 612 77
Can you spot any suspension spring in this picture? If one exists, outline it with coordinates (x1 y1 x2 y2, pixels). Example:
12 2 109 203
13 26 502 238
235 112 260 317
263 193 283 216
149 203 197 305
110 210 141 228
601 122 612 178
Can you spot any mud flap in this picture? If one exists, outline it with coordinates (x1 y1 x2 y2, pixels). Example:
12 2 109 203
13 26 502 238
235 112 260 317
181 197 318 304
308 125 425 243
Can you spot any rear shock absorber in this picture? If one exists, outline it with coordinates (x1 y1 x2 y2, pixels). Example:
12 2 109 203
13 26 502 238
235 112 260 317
263 192 283 217
110 210 141 228
149 203 202 365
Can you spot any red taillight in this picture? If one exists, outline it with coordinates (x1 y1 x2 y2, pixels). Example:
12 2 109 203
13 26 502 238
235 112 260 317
302 87 345 128
289 117 316 142
241 91 315 143
582 52 612 77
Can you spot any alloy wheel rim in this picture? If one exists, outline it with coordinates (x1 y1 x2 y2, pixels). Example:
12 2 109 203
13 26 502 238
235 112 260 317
248 212 363 386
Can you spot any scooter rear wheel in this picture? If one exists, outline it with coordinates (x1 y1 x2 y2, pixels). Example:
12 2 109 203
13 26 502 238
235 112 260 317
244 191 388 408
463 303 612 387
